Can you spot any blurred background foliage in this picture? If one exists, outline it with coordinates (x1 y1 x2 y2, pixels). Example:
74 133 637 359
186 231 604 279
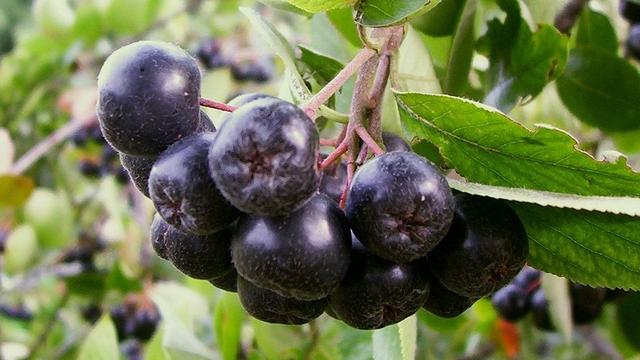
0 0 639 359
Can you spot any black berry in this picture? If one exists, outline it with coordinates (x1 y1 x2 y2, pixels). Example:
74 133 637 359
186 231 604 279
429 194 528 297
621 0 640 23
328 236 430 330
237 277 327 325
232 194 351 301
491 284 529 322
209 96 321 216
131 308 160 342
570 284 606 325
97 41 201 156
151 216 234 280
196 39 226 69
149 132 239 234
512 266 541 291
627 24 640 60
230 59 273 83
382 132 411 152
530 289 554 331
319 158 347 204
423 280 477 318
346 151 454 263
209 268 238 293
120 154 156 197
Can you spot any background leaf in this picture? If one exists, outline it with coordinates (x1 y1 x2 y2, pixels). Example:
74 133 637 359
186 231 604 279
541 273 572 341
575 9 618 53
287 0 353 13
77 315 119 360
214 292 246 360
355 0 441 27
556 48 640 132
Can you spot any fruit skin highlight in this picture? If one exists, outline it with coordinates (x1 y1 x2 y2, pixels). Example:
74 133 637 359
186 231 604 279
97 41 201 156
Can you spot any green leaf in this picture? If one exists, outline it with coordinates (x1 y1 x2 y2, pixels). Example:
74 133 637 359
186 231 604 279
327 7 362 47
105 261 143 293
513 203 640 290
77 316 119 360
448 178 640 216
258 0 313 16
556 48 640 132
395 92 640 197
372 324 402 360
483 18 568 112
576 9 618 53
355 0 441 27
287 0 353 13
398 316 417 360
214 293 246 360
241 7 348 123
298 46 345 85
616 293 640 351
251 319 305 359
411 0 466 37
541 273 572 342
0 175 33 207
443 0 477 95
392 26 441 93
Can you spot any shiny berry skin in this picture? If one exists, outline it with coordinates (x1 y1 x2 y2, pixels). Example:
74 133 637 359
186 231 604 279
97 41 201 156
209 96 321 216
346 151 454 263
149 132 239 234
382 132 411 152
237 277 326 325
120 154 155 197
232 194 351 301
423 280 477 318
328 236 430 330
491 284 529 322
429 194 528 298
319 158 347 204
150 216 233 280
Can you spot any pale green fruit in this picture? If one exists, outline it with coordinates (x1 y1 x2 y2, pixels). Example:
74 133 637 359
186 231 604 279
4 224 38 274
23 189 74 248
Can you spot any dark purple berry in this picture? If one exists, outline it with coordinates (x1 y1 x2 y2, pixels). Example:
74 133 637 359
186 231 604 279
512 266 541 291
492 284 529 322
570 284 606 325
79 160 102 178
531 289 554 331
231 58 273 83
120 154 156 197
328 236 430 330
429 194 528 298
237 277 327 325
382 132 411 152
151 216 233 280
423 280 477 318
621 0 640 23
149 132 239 234
232 194 351 301
209 268 238 293
627 24 640 60
97 41 201 156
209 96 320 216
319 157 347 204
131 308 160 342
346 151 454 263
196 39 227 69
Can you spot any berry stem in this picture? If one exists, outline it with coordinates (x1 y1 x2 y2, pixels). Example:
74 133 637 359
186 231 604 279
320 138 337 147
554 0 590 34
355 127 384 156
199 98 238 112
303 47 377 119
320 139 349 169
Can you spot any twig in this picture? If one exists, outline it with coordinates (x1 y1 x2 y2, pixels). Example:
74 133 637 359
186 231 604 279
320 138 337 147
10 117 96 175
554 0 590 34
320 140 349 169
26 290 70 360
199 98 238 112
303 47 377 120
303 320 320 360
355 127 384 156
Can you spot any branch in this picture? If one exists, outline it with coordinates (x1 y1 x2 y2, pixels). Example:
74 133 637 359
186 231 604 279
26 290 70 360
10 117 96 175
199 98 238 112
303 47 377 119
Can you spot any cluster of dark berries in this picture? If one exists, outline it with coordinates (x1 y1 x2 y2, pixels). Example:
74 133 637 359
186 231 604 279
59 233 104 272
492 267 625 330
70 122 128 184
621 0 640 60
196 38 273 83
97 40 529 330
110 294 160 343
0 303 33 321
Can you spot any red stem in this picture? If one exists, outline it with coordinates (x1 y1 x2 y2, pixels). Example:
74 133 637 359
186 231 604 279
320 138 336 147
320 139 349 169
199 98 237 112
355 127 384 156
